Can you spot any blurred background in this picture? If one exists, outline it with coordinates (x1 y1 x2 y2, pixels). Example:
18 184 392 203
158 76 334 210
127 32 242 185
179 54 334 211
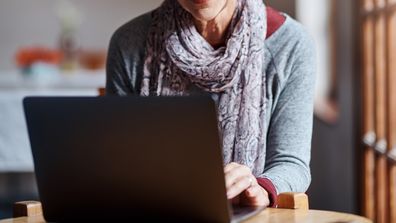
0 0 163 218
0 0 395 222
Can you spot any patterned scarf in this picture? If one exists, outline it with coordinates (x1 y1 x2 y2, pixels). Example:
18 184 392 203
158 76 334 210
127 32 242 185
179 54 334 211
141 0 267 175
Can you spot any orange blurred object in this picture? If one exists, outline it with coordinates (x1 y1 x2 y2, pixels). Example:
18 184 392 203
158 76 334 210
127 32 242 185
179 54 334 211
15 47 63 68
79 50 107 70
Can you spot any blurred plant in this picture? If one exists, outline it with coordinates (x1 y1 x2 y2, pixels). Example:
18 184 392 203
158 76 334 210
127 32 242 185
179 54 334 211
56 0 82 34
56 0 82 71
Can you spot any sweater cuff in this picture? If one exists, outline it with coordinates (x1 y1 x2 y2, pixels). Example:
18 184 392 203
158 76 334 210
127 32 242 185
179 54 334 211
256 178 278 207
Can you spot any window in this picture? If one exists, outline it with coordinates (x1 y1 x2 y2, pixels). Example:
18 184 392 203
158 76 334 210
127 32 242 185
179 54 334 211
361 1 396 222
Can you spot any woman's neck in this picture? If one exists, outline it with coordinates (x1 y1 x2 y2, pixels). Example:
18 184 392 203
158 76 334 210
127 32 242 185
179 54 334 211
193 0 237 48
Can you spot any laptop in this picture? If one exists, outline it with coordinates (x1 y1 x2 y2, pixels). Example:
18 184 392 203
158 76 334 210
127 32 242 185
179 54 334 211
23 96 265 222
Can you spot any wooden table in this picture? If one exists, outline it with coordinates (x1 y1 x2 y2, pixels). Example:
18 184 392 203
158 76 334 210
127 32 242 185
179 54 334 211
0 208 372 223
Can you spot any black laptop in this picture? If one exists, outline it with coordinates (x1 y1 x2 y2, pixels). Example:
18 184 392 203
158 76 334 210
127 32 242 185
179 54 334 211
23 96 265 222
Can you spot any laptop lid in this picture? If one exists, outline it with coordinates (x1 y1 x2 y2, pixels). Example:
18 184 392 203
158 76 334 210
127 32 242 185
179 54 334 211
24 96 231 222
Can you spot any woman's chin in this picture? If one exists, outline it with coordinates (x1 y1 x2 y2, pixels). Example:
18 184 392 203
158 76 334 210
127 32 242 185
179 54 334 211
178 0 226 22
190 9 220 21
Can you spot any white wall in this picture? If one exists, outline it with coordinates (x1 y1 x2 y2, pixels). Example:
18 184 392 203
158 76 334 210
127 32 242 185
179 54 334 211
297 0 331 103
0 0 162 70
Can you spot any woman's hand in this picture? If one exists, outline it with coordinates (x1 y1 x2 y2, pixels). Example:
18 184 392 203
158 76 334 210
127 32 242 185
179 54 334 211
224 162 270 207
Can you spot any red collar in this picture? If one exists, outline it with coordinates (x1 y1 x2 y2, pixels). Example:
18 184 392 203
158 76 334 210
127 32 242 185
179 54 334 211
266 6 286 39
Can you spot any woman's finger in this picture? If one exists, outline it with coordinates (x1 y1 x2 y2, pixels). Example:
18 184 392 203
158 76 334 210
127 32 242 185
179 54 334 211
224 162 239 174
225 165 251 188
242 185 270 207
227 176 252 199
245 185 262 197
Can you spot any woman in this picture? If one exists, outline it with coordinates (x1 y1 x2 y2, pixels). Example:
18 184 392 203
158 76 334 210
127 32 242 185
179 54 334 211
106 0 315 208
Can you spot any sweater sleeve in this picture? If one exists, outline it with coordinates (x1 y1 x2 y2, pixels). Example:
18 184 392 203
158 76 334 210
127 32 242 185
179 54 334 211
258 30 316 194
106 32 134 96
106 12 152 96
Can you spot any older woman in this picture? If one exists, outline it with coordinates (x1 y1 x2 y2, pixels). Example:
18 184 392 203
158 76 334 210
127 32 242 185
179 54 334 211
106 0 315 208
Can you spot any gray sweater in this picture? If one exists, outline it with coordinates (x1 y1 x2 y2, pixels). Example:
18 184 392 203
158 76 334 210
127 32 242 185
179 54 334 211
106 11 316 194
